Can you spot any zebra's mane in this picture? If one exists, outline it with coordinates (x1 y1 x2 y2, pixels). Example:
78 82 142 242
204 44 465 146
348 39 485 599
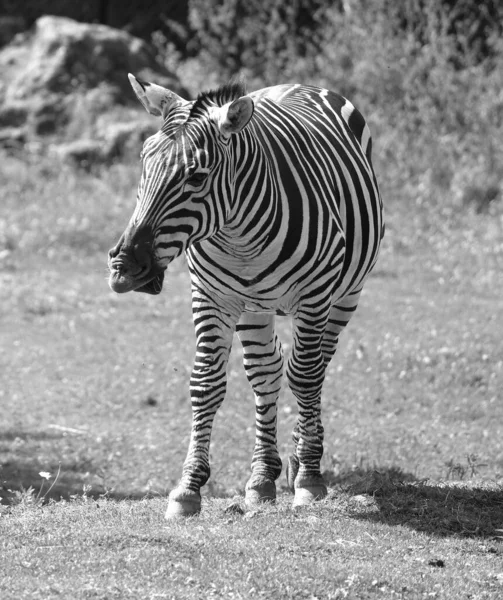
189 80 247 119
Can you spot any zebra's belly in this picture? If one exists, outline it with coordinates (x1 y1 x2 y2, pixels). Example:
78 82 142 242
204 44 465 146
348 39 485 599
201 272 300 313
243 299 294 316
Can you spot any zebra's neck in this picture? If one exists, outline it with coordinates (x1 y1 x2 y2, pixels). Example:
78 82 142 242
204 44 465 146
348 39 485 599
212 130 282 260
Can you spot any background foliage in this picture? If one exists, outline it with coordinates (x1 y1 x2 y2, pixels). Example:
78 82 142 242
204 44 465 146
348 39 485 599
153 0 503 221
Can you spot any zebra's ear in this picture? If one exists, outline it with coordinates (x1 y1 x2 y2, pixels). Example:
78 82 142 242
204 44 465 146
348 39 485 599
128 73 185 119
214 96 254 136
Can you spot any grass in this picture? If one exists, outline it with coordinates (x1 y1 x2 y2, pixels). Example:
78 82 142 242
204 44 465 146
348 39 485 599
1 492 503 599
1 138 503 599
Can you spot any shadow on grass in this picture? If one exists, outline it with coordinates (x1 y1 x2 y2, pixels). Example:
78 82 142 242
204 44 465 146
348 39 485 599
0 431 64 442
325 466 503 539
1 458 98 505
0 429 165 505
0 457 163 505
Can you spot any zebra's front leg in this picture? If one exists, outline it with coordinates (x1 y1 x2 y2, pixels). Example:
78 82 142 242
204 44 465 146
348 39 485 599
237 313 284 507
286 305 331 507
166 288 243 519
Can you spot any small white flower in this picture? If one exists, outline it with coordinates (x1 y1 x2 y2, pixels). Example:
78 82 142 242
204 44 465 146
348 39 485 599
39 471 51 480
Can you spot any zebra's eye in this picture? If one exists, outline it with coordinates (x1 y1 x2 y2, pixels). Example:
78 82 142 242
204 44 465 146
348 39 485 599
187 172 207 186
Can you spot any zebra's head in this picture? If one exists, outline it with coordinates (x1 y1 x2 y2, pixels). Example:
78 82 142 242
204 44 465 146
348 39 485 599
108 74 254 295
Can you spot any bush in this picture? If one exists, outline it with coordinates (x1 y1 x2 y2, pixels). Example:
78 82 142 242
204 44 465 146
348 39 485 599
186 0 334 84
153 0 503 216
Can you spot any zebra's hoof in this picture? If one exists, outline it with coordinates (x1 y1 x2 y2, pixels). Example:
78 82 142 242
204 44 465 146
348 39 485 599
292 483 328 508
245 480 276 507
286 455 299 492
165 489 201 519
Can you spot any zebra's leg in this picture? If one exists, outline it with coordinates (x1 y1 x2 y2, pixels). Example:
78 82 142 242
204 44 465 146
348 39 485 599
166 287 243 519
287 291 362 497
285 302 333 507
236 312 284 507
323 290 361 365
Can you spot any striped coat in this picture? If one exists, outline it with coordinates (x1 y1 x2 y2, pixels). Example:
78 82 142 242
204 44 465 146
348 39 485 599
108 77 384 518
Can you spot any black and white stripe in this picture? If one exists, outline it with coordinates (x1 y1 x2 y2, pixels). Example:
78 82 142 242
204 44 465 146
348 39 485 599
110 79 384 517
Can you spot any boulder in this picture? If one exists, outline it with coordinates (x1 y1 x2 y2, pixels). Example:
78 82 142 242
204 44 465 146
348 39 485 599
0 16 185 159
55 121 158 169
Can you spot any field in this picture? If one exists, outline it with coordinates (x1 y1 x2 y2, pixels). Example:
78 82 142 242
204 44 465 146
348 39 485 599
0 129 502 600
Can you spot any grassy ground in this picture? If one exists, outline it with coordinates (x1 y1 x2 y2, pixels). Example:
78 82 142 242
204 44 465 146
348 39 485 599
2 493 503 600
1 148 503 598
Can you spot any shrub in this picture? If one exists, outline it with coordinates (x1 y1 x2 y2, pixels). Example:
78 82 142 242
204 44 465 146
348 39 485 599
154 0 503 215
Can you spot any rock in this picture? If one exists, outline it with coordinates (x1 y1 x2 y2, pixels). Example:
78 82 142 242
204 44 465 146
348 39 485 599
2 16 182 102
0 16 186 157
0 2 189 49
101 120 158 160
55 120 158 168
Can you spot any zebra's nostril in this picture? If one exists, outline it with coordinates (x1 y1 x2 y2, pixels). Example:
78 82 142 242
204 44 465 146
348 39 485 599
133 243 152 273
109 232 126 260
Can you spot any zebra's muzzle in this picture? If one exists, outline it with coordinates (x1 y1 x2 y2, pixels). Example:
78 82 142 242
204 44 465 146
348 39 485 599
108 224 165 295
108 262 165 295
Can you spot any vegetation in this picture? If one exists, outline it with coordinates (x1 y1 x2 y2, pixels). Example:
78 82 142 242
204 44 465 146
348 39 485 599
1 1 503 598
159 0 503 220
2 492 503 599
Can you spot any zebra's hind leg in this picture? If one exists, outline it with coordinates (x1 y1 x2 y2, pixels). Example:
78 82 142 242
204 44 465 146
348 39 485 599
237 313 284 507
286 303 332 507
287 292 362 504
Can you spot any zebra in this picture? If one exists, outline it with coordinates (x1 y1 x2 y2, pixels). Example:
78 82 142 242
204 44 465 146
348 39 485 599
108 74 384 518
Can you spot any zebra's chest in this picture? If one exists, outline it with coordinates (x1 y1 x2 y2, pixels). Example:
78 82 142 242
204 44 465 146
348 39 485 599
186 244 304 308
186 237 346 315
186 200 348 309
